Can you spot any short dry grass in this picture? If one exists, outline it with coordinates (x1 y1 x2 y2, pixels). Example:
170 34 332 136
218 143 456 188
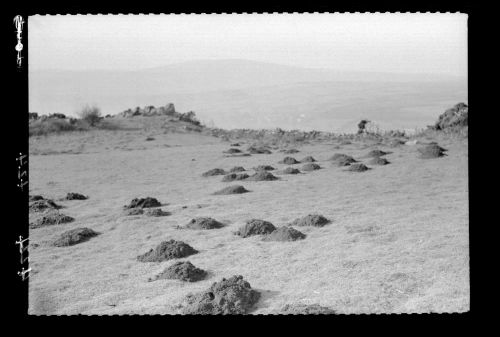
28 127 469 314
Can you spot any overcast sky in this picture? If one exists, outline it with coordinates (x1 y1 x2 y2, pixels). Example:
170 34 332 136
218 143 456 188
29 13 467 76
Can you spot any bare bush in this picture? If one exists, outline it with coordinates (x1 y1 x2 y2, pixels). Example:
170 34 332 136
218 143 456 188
77 104 102 127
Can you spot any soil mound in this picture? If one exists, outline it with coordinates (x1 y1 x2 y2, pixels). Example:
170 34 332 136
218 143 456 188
329 153 356 162
387 139 406 147
279 157 300 165
181 275 260 314
145 208 171 217
52 227 99 247
235 219 276 238
302 163 321 171
29 195 44 202
253 165 275 171
300 156 316 163
186 217 225 229
369 157 390 165
245 171 279 181
222 173 249 182
150 261 207 282
263 226 306 242
29 199 62 212
333 157 356 166
280 167 301 174
65 192 88 200
418 144 448 159
346 163 370 172
230 143 241 147
137 240 198 262
290 214 330 227
202 168 226 177
247 146 272 154
30 211 75 229
229 166 246 173
213 185 250 195
224 153 251 157
124 197 161 209
280 303 336 315
125 208 144 215
366 149 389 157
224 148 242 154
283 149 299 154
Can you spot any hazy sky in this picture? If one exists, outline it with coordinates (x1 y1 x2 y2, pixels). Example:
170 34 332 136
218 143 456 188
29 13 467 76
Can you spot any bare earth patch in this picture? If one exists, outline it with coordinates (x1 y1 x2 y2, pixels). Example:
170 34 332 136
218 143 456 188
137 240 198 262
213 185 250 195
346 163 371 172
253 165 276 171
300 156 316 163
301 163 321 171
65 192 88 200
52 227 100 247
418 144 448 159
263 226 306 242
279 156 300 165
179 275 260 314
235 219 277 238
279 167 301 175
290 214 331 227
229 166 246 173
245 171 279 181
185 217 225 230
202 168 226 177
148 261 207 282
30 211 75 229
29 199 62 212
124 197 162 209
369 157 391 165
221 173 249 182
145 208 171 217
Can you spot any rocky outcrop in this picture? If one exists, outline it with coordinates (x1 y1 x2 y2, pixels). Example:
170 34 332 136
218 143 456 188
120 103 176 118
434 103 468 130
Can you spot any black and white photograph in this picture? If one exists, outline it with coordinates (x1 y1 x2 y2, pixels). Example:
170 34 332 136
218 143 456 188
24 13 468 315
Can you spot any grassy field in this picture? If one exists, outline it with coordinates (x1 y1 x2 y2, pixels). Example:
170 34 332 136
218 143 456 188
28 119 469 314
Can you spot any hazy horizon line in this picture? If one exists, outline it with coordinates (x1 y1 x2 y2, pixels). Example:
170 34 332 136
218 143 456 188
29 58 467 78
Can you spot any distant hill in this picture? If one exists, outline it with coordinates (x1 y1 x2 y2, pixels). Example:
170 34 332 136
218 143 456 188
30 59 467 132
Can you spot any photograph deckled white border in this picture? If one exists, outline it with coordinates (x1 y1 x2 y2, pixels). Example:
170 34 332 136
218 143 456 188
27 13 468 315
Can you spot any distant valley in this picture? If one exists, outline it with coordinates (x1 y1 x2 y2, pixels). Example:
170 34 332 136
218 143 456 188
30 59 467 133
